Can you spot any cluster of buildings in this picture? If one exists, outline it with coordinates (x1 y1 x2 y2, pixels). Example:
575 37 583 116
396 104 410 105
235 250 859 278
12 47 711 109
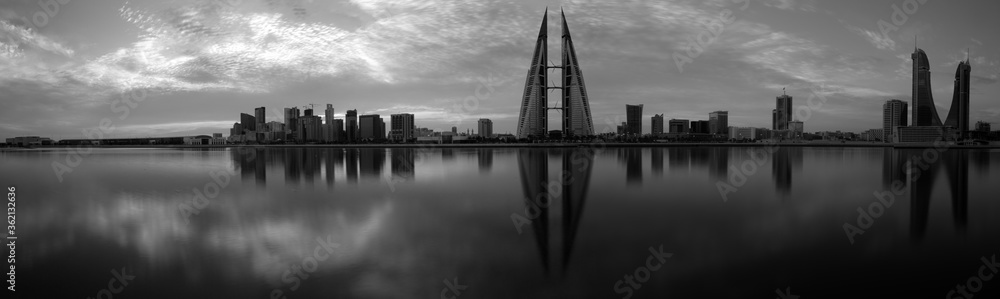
870 48 991 143
617 105 732 139
225 105 499 144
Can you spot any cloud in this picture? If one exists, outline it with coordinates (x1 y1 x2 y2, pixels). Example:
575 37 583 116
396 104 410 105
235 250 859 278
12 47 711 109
847 25 896 51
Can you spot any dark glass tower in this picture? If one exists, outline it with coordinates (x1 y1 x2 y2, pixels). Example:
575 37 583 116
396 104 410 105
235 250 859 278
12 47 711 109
911 48 943 126
944 60 971 136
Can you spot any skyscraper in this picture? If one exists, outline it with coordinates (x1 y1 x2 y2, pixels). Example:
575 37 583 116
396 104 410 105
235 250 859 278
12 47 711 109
883 99 908 142
911 48 942 127
651 114 664 135
240 113 256 133
359 114 384 141
478 118 494 138
254 107 265 129
346 110 358 142
390 114 415 142
284 107 300 141
944 59 971 136
775 93 792 130
516 9 594 138
324 104 335 142
626 104 643 135
709 111 728 135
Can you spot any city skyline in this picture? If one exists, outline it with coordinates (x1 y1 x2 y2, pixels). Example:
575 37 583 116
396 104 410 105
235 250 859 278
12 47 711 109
2 0 1000 140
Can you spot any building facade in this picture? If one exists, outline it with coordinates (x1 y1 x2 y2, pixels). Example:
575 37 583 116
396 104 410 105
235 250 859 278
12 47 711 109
346 109 358 142
626 104 643 135
709 111 728 135
651 114 664 135
668 119 690 134
478 118 494 138
883 99 908 143
775 94 792 130
359 114 385 141
390 114 416 142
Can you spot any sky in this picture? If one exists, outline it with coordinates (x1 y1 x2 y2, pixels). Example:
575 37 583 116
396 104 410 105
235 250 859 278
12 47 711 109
1 0 999 140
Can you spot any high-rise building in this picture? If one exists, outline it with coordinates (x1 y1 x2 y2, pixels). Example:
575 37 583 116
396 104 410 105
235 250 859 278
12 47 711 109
359 114 384 141
944 59 971 136
669 119 690 134
478 118 494 138
284 107 301 141
626 104 643 135
651 114 664 135
254 107 265 128
346 110 358 142
324 104 335 142
775 93 792 130
516 9 595 138
230 122 242 137
451 126 458 134
300 115 323 142
332 119 344 142
911 48 942 127
709 111 728 135
390 114 415 142
240 113 256 133
883 99 908 142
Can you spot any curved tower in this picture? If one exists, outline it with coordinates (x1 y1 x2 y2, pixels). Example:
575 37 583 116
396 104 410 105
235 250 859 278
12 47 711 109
911 48 943 127
944 60 971 135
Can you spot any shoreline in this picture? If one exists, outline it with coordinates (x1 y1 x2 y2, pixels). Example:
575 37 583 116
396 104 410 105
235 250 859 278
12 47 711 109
3 142 999 150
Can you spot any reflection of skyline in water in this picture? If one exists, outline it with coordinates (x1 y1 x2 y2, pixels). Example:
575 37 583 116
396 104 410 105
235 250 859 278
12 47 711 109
4 147 1000 298
883 148 970 241
517 148 594 276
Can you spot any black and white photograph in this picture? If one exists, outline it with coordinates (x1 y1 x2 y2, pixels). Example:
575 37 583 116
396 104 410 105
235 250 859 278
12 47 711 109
2 0 1000 298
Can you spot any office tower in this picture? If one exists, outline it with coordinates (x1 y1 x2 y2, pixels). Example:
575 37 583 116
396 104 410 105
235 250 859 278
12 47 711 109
691 120 710 134
304 108 313 117
617 122 626 135
911 48 942 127
254 107 265 128
379 119 386 141
516 9 595 139
451 126 457 134
478 118 494 138
775 93 792 130
284 107 301 141
772 109 777 131
346 110 358 142
651 114 664 135
390 114 415 142
325 104 335 142
240 113 256 133
788 121 804 139
626 104 643 135
883 99 909 142
359 114 384 141
300 115 323 142
332 119 344 142
230 122 242 137
709 111 729 135
669 119 690 133
944 59 971 136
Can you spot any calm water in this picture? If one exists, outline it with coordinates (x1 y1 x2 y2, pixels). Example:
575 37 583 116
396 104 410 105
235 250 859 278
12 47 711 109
2 147 999 298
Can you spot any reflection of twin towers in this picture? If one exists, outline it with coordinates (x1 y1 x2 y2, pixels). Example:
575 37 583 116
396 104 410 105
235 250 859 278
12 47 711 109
883 149 990 240
517 149 594 275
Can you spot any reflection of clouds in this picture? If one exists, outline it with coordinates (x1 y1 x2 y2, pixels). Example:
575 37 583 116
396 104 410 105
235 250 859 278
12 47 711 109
27 184 393 286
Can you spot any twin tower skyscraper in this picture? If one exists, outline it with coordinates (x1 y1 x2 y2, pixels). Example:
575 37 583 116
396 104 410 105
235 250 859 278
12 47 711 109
516 9 595 139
